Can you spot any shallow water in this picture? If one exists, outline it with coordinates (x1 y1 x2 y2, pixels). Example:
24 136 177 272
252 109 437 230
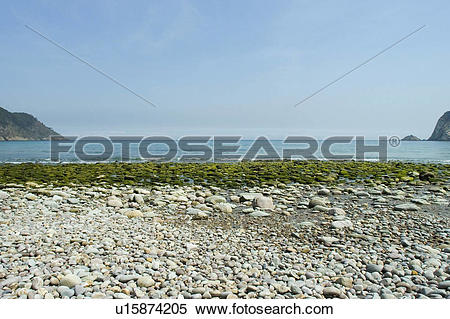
0 140 448 163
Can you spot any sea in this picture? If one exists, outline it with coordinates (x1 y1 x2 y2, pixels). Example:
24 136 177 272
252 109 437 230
0 140 448 164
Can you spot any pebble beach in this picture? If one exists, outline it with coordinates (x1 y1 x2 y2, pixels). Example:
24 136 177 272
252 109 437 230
0 161 449 299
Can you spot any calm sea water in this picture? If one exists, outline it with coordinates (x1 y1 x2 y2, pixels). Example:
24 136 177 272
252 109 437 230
0 140 448 163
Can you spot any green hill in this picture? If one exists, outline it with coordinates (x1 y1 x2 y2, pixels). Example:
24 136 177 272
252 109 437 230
0 106 60 140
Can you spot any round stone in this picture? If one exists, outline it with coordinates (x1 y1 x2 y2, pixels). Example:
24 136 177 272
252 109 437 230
59 274 81 288
137 276 155 288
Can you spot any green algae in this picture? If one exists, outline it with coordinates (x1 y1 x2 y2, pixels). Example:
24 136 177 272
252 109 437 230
0 161 448 188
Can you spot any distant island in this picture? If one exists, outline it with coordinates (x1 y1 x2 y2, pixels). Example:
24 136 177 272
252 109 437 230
0 106 60 141
401 135 422 141
428 111 450 141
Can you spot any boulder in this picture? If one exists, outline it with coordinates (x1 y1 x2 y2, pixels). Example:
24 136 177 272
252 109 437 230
252 196 274 210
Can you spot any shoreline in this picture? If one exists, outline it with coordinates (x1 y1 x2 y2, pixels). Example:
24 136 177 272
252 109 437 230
0 161 449 299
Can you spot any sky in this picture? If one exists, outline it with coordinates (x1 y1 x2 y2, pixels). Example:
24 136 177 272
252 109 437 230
1 0 449 138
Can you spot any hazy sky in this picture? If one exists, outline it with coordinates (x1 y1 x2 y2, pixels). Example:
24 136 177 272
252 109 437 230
1 0 449 138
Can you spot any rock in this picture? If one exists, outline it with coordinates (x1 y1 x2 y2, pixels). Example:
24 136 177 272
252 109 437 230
32 277 44 290
323 286 342 298
0 277 19 288
107 197 123 207
274 283 290 294
174 195 188 202
74 285 85 296
134 194 145 204
336 277 353 288
213 202 233 213
331 220 353 229
230 195 240 203
192 287 206 294
428 111 450 141
25 193 38 201
328 207 346 216
308 197 327 208
394 203 420 211
437 281 450 289
205 195 227 204
187 208 203 215
143 212 158 218
57 286 75 298
252 196 274 210
92 292 106 298
137 276 155 288
290 284 303 294
117 275 139 283
0 190 9 199
186 243 198 251
402 135 422 141
59 274 81 288
125 210 143 218
411 198 430 205
192 211 208 220
312 205 329 212
319 236 339 245
248 211 271 217
366 264 383 273
239 192 263 202
356 191 370 197
318 188 331 196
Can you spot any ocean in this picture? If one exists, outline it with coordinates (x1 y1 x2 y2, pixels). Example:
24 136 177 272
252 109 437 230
0 140 448 163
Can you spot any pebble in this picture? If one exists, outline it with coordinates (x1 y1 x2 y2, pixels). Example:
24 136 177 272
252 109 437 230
0 181 447 301
331 220 353 229
437 281 450 289
57 286 75 298
206 195 226 204
107 197 123 207
249 211 271 217
366 264 384 273
118 275 139 283
323 287 342 298
125 210 144 218
320 236 339 245
213 202 233 213
394 203 420 211
59 274 81 288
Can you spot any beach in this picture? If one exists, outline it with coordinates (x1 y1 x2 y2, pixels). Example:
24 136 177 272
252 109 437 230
0 161 449 299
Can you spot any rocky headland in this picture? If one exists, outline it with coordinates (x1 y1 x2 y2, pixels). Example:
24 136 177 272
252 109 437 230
0 107 60 141
428 111 450 141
